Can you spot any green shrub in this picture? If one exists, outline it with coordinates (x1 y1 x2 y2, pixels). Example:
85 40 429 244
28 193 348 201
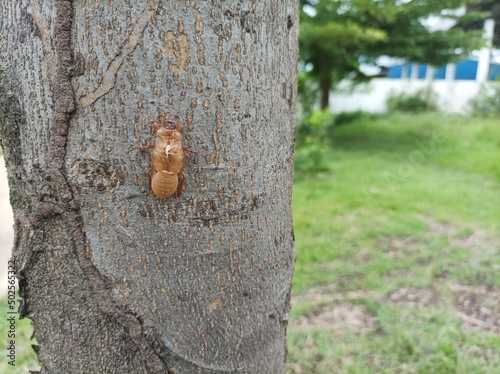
297 72 319 125
387 87 438 113
294 140 330 173
334 110 381 126
469 83 500 117
295 109 334 173
297 108 335 142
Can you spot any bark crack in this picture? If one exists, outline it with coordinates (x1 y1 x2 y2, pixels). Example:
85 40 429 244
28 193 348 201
24 1 171 372
29 0 76 215
78 0 160 109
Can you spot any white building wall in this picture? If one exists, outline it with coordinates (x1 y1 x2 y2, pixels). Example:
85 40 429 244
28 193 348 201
329 79 490 114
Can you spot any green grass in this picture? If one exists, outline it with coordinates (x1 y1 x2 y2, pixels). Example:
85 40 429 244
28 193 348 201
288 112 500 373
0 299 39 372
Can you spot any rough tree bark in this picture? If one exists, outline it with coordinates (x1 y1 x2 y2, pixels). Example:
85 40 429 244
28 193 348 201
0 1 298 373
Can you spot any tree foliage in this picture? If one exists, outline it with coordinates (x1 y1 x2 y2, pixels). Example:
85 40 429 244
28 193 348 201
300 0 486 108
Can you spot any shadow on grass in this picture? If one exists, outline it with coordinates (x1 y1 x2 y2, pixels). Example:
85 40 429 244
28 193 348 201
329 113 443 155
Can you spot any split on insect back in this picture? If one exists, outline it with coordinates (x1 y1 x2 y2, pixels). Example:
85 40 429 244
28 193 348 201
139 114 198 199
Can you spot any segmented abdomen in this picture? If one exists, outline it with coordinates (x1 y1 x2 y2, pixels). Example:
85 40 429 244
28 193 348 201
151 170 178 199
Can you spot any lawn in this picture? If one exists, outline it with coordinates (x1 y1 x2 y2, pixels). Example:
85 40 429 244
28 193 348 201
0 301 39 372
1 112 500 373
288 112 500 373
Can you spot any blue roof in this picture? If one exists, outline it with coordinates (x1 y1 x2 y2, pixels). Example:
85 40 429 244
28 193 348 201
387 59 500 80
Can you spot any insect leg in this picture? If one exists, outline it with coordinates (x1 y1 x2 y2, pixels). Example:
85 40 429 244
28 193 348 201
139 144 156 151
147 167 155 188
176 171 186 196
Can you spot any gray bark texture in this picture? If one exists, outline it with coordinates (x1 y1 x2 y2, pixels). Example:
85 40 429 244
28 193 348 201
0 0 298 373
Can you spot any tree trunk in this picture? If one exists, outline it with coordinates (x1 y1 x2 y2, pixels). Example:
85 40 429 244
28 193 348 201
320 76 331 110
0 1 298 373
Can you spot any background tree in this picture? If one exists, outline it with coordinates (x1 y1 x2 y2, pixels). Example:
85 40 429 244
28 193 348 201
0 1 298 373
465 0 500 47
300 0 486 109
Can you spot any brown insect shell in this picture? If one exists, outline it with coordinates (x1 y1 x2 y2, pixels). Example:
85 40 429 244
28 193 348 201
151 170 179 199
153 115 184 133
150 151 184 175
151 128 184 174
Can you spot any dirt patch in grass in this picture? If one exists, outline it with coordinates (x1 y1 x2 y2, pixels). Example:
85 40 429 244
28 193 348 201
425 219 457 236
450 229 485 248
292 285 380 334
423 217 500 252
381 235 424 259
386 287 440 307
295 303 381 334
452 285 500 334
293 284 375 305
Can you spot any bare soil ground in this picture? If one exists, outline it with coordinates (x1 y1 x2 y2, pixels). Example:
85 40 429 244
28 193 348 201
292 283 500 336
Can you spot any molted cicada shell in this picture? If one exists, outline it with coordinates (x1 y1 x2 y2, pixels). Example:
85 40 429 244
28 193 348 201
139 115 197 199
